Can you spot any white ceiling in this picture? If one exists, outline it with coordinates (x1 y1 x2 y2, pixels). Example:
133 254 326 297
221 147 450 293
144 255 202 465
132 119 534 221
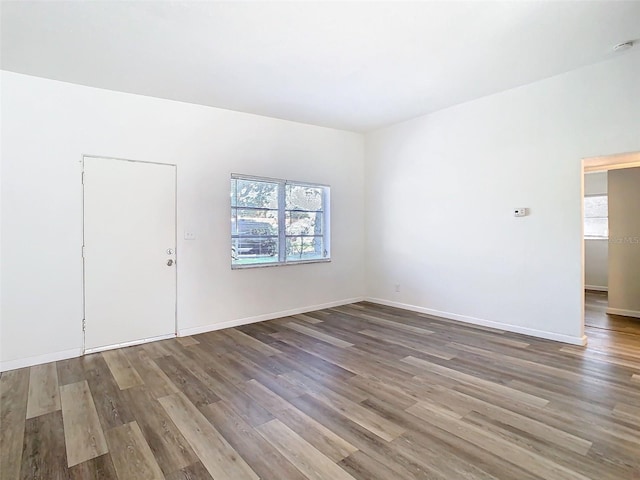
1 1 639 132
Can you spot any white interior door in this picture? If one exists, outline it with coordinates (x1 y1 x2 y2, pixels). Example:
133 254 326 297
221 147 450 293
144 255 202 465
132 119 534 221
83 156 176 352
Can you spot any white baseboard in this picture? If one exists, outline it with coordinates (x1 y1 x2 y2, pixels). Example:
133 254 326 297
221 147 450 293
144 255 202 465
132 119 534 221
1 348 83 373
585 285 608 292
178 296 366 337
606 307 640 319
366 297 587 346
2 294 590 371
0 297 365 372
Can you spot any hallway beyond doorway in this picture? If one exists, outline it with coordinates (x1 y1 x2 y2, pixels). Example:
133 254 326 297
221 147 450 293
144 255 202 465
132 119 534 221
585 290 640 336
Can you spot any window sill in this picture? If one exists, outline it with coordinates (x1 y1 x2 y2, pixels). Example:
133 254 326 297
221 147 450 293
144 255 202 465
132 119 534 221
231 258 331 270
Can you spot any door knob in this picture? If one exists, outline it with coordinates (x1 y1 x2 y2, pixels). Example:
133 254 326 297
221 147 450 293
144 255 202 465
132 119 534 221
167 259 174 266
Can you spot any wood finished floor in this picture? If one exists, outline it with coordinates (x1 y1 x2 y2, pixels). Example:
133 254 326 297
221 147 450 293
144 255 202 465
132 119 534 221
1 300 639 480
585 290 640 335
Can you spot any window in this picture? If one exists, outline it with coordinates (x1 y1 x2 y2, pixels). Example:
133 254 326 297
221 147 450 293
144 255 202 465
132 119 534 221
231 174 330 268
584 195 608 238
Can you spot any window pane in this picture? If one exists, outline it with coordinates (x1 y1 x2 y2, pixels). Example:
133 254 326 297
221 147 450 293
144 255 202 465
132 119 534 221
584 196 608 218
232 237 279 265
585 218 608 238
232 209 278 235
286 185 323 211
286 236 325 261
285 210 322 236
236 180 278 208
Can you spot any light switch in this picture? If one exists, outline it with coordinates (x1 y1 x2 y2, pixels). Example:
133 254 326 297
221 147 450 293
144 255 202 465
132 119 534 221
514 208 527 217
184 231 196 240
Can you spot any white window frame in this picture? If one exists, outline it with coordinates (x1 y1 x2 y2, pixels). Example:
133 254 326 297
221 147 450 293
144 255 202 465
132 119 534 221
231 174 331 269
584 194 608 239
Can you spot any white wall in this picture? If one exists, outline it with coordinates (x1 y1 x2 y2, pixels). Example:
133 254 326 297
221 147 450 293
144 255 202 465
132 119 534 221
584 171 608 290
607 167 640 317
0 71 365 370
585 240 609 291
365 50 640 344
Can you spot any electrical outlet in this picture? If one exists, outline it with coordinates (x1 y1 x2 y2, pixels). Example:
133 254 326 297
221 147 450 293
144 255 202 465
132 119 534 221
395 284 401 293
184 231 196 240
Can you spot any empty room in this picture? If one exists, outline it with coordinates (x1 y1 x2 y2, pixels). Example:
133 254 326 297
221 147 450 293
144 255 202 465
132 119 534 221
1 1 639 479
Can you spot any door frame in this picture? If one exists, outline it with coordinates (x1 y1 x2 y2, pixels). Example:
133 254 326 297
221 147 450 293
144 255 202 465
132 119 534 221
81 154 178 354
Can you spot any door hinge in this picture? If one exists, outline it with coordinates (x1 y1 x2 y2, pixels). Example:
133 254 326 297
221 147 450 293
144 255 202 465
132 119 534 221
81 171 85 185
82 245 85 258
82 319 86 332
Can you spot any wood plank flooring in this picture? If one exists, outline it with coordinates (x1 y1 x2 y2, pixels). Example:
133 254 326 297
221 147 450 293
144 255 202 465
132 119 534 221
1 300 639 480
585 290 640 334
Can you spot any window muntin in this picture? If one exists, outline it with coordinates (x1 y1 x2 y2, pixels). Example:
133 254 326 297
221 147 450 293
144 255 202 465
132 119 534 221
584 195 608 239
231 175 330 268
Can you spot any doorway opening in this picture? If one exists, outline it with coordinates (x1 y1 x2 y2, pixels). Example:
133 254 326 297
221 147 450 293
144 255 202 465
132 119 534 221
582 151 640 339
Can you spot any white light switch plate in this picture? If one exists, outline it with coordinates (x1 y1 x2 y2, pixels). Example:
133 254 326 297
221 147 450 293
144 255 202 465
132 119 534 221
514 208 527 217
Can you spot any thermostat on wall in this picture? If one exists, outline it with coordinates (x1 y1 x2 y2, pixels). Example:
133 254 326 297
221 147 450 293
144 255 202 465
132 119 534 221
514 208 527 217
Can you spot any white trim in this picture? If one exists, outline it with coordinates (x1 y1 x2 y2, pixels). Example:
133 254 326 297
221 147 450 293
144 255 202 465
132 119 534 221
231 172 330 188
232 258 331 270
178 297 365 337
583 151 640 172
83 154 177 167
606 307 640 319
585 285 608 292
1 348 83 373
366 297 587 346
84 333 176 354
